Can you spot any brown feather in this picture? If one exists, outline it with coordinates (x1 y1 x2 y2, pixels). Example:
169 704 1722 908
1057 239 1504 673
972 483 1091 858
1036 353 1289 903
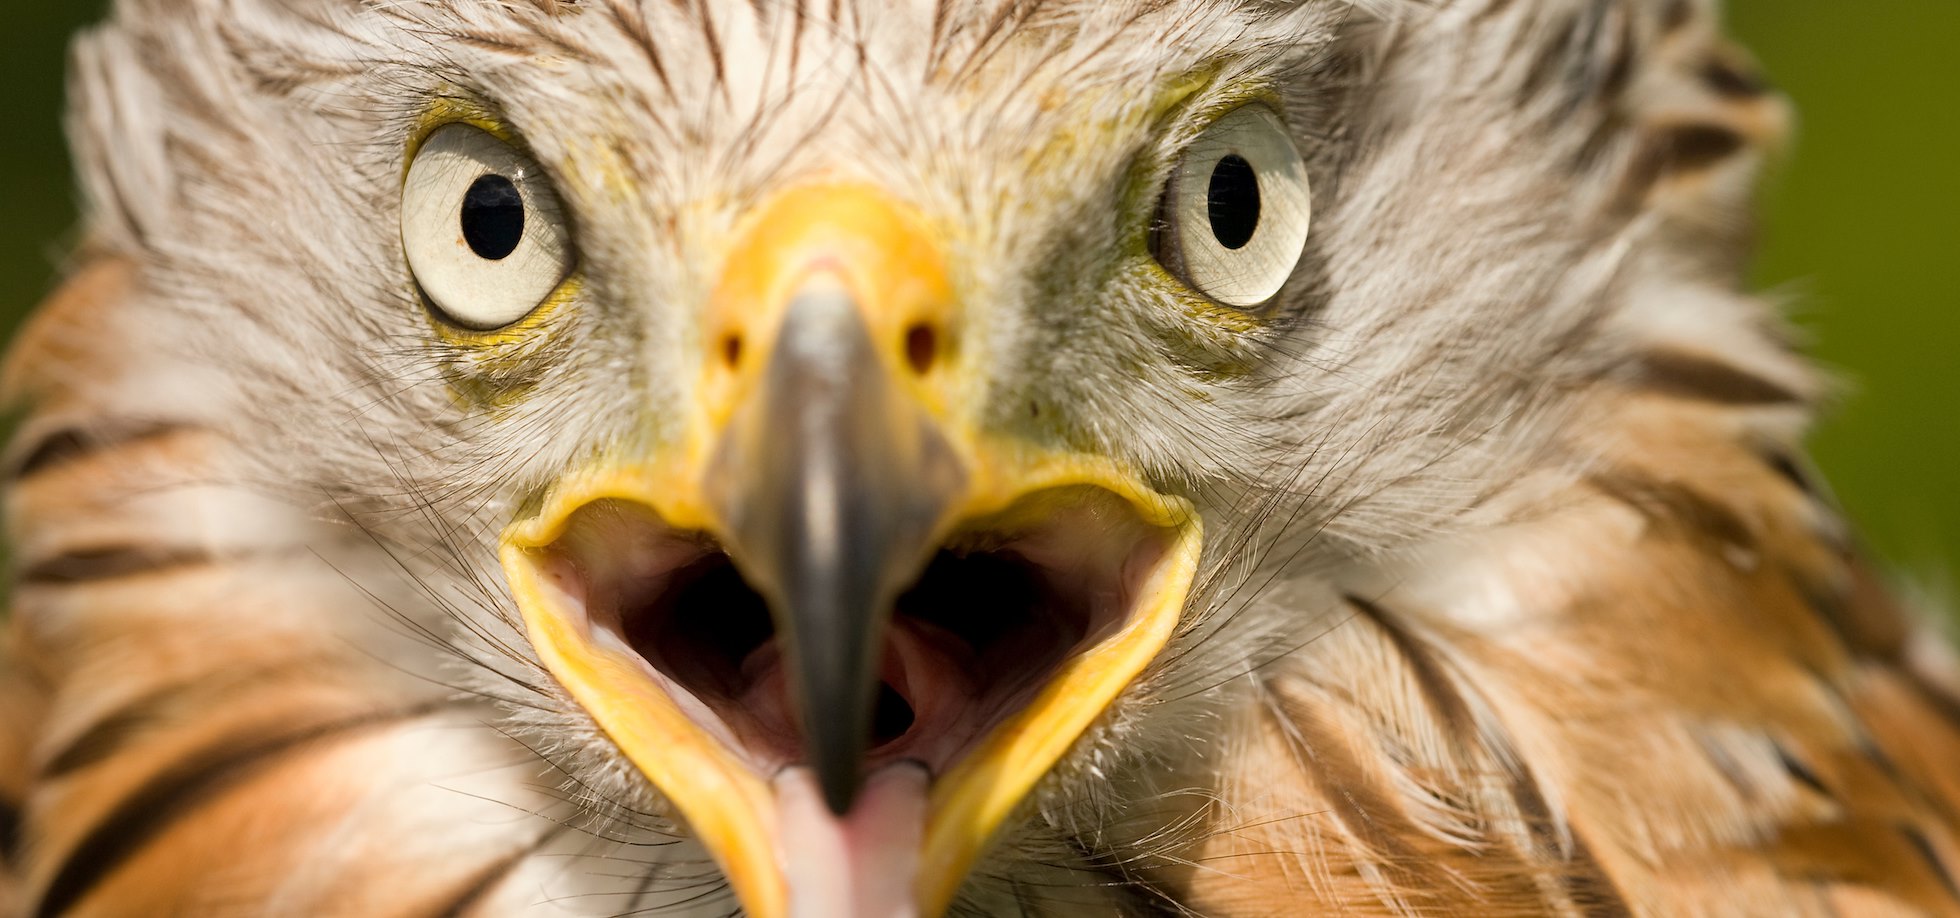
0 262 569 916
6 3 1958 916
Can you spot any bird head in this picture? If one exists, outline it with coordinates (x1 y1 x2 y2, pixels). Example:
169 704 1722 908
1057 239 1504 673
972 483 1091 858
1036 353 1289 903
65 0 1726 913
455 48 1260 913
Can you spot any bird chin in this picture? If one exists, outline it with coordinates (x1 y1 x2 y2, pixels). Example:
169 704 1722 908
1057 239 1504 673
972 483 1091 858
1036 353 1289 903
500 473 1202 917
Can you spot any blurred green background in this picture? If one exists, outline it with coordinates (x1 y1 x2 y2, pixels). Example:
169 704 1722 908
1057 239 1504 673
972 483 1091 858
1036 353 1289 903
1 4 1954 565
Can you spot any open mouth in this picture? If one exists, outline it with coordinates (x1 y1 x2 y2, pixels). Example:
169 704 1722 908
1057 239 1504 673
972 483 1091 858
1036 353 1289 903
501 454 1203 917
534 486 1169 780
491 183 1208 917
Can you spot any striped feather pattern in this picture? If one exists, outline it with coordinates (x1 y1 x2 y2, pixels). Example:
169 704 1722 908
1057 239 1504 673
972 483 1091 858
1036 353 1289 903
1153 381 1960 914
0 264 726 916
3 0 1957 916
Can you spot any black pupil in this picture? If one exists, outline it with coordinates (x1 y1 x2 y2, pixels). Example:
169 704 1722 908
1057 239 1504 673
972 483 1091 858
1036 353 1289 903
460 174 525 261
1206 154 1260 250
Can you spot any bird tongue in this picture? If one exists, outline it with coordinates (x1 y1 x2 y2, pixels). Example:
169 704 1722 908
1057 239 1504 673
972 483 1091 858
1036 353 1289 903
734 612 983 770
751 620 955 918
774 762 928 918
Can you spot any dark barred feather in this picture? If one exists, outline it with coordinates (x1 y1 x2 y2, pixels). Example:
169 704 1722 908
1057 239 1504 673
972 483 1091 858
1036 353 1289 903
3 1 1956 916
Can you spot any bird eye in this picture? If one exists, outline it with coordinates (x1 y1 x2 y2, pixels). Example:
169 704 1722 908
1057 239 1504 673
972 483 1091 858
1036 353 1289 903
402 124 575 330
1152 104 1312 309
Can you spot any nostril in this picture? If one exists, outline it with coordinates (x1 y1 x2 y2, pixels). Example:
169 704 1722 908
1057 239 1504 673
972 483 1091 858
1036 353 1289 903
721 333 744 370
904 323 938 376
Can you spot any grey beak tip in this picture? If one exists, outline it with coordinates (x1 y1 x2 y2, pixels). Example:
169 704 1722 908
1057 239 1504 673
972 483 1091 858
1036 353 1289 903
818 761 861 816
709 281 966 823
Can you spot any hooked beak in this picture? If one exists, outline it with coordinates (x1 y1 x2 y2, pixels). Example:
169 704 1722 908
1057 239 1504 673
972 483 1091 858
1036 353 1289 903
707 275 966 813
500 185 1202 917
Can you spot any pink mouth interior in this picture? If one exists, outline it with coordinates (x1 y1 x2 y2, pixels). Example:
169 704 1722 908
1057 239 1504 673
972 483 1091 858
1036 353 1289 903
538 488 1169 777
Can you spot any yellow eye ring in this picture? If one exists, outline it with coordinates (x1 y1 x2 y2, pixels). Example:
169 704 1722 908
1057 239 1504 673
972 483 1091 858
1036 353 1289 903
403 123 576 330
1152 104 1312 309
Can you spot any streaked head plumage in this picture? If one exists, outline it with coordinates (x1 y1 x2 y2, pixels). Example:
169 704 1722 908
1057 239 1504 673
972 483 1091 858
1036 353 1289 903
43 0 1815 913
